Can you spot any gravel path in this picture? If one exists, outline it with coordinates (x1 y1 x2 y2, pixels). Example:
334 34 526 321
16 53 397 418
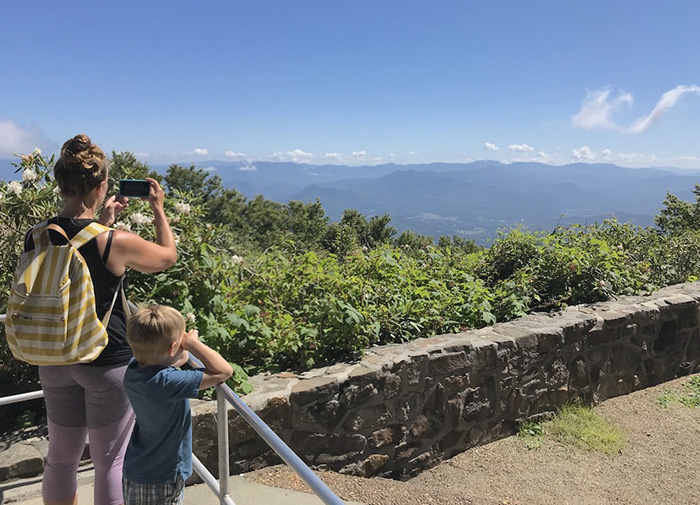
246 374 700 505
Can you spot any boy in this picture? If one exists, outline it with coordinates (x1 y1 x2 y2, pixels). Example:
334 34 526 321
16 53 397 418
122 305 233 505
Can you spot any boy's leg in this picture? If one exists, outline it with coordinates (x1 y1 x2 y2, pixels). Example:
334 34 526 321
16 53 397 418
39 366 88 505
122 477 185 505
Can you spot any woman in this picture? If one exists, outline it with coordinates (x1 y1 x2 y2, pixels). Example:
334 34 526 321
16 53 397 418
28 134 177 505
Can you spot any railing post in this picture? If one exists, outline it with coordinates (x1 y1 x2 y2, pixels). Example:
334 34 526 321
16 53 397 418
217 392 230 505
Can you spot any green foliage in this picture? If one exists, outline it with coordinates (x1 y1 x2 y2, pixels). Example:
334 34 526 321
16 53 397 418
655 184 700 234
518 404 625 455
548 404 626 454
109 151 161 183
518 420 546 449
4 149 700 416
658 375 700 408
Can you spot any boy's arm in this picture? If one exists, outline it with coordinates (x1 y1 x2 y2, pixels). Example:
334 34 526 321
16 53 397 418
180 330 233 390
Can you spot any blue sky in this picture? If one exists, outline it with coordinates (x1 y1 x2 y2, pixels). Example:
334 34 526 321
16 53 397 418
2 1 700 168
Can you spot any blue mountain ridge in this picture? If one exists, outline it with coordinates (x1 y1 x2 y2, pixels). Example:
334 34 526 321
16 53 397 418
3 158 699 244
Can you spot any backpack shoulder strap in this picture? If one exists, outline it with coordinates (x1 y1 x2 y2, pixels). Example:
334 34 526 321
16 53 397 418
30 220 50 247
70 222 112 249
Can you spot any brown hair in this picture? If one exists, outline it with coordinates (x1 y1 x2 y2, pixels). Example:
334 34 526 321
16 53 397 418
54 134 109 197
127 305 186 364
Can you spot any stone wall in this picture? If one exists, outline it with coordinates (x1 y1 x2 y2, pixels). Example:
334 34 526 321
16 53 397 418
191 282 700 480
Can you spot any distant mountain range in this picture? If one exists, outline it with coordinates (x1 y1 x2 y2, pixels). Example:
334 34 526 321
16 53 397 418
3 158 699 244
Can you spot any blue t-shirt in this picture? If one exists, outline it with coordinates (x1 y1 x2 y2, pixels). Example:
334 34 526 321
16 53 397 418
123 358 203 484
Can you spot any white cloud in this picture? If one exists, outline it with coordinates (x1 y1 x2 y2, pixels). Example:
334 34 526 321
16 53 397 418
238 163 258 171
508 144 534 152
571 88 632 132
572 85 700 134
389 153 396 157
668 155 700 161
534 151 555 164
272 149 316 163
134 152 150 158
571 146 596 162
0 120 54 157
351 150 367 157
600 149 613 161
408 151 417 156
225 150 245 158
484 142 499 151
627 85 700 133
616 152 658 163
324 153 339 159
193 148 208 156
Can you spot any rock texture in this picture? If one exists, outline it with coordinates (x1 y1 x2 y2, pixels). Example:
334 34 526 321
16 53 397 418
192 282 700 479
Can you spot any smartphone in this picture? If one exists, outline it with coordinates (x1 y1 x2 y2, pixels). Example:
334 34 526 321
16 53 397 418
119 179 151 198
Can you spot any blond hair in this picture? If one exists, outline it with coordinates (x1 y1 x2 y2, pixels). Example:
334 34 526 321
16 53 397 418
54 134 109 197
127 305 185 364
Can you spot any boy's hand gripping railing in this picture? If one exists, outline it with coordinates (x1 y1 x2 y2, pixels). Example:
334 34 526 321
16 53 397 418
187 354 347 505
0 314 346 505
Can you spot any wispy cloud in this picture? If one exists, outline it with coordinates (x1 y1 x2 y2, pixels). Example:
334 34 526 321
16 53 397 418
238 163 257 171
484 142 499 151
616 152 658 163
628 85 700 133
324 152 340 159
272 148 316 163
351 150 367 157
571 88 632 132
571 145 657 165
508 144 534 152
509 150 558 164
571 146 596 162
225 150 245 158
193 148 208 156
0 120 54 157
572 85 700 134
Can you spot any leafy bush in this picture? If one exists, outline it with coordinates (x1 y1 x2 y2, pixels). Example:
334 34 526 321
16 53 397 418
3 149 700 417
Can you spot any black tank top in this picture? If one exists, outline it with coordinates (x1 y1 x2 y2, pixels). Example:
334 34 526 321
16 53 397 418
24 217 132 367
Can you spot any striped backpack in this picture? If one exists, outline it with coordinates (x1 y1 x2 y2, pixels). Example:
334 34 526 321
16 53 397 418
6 221 122 365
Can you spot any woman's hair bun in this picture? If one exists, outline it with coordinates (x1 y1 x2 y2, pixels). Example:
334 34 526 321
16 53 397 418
60 134 105 172
54 134 108 197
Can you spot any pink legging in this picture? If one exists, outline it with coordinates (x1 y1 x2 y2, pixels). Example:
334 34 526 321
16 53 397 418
40 364 135 505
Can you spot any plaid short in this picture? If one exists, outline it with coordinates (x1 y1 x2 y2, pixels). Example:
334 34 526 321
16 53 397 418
123 475 185 505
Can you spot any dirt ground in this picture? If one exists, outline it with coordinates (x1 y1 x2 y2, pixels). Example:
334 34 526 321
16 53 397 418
246 373 700 505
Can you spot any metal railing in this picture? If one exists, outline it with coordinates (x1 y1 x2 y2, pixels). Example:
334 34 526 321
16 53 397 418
0 313 346 505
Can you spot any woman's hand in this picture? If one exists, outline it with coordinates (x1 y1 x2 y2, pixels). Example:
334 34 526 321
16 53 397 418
98 195 129 227
146 178 165 213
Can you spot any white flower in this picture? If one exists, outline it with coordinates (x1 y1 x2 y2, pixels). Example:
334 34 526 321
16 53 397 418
186 313 196 324
20 154 32 163
129 212 152 226
599 280 606 288
174 233 180 246
7 181 22 195
174 202 191 215
33 147 42 155
0 192 4 203
22 167 39 183
53 186 62 196
231 255 243 265
115 221 132 231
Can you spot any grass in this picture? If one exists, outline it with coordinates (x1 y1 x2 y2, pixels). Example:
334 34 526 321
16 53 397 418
658 375 700 408
518 404 626 454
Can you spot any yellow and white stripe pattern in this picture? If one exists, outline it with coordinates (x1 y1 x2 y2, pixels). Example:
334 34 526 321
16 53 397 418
6 221 112 365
